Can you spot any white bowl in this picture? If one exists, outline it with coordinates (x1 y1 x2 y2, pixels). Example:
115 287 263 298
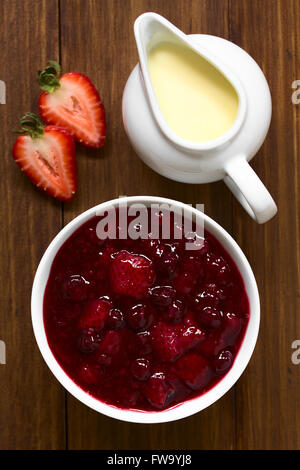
31 196 260 424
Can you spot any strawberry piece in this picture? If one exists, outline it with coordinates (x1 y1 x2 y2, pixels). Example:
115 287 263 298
179 324 205 351
197 331 226 358
176 353 213 390
79 362 102 385
12 113 76 201
151 322 182 362
99 330 122 355
109 250 155 298
151 321 204 362
163 299 186 325
221 313 243 345
38 61 106 148
107 308 125 331
142 372 175 409
78 298 112 329
118 386 139 408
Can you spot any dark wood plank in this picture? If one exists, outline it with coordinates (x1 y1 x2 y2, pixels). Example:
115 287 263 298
229 0 300 450
2 0 298 451
0 0 65 450
60 0 236 450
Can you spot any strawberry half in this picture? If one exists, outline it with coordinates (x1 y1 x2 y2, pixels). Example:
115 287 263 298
12 113 77 201
38 61 106 148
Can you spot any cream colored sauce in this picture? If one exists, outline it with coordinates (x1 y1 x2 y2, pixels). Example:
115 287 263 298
148 42 239 142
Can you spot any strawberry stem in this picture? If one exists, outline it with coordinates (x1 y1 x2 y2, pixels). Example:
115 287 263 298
13 113 44 139
38 60 61 93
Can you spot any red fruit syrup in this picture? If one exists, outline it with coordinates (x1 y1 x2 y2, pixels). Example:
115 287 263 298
43 209 249 411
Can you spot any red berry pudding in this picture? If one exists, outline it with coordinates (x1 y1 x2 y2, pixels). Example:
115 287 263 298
44 209 249 411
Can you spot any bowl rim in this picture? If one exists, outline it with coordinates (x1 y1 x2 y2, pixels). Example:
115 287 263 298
31 196 260 424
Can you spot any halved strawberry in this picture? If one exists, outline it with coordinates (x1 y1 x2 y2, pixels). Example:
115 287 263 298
38 61 106 148
12 113 77 201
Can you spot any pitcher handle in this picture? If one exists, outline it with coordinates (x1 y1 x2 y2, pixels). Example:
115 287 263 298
224 156 277 224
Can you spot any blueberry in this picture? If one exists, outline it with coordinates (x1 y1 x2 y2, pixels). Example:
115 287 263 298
148 285 176 306
163 299 186 324
62 275 89 302
214 350 233 374
77 328 101 353
198 306 223 328
131 358 151 381
126 304 154 331
107 308 125 330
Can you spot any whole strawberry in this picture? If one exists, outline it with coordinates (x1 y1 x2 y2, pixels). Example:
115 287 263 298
38 61 106 148
12 113 77 201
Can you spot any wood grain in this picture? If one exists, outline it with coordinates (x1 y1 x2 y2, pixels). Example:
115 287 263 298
0 0 299 450
0 0 65 449
230 0 300 450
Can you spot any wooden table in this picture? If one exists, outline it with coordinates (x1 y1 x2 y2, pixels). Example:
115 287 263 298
0 0 299 450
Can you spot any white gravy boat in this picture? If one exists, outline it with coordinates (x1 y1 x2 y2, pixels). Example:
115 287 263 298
122 13 277 223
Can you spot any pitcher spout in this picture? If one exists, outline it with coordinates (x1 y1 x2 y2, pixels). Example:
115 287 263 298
134 13 246 152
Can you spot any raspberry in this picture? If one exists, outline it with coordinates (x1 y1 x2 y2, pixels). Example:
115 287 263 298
109 250 155 298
